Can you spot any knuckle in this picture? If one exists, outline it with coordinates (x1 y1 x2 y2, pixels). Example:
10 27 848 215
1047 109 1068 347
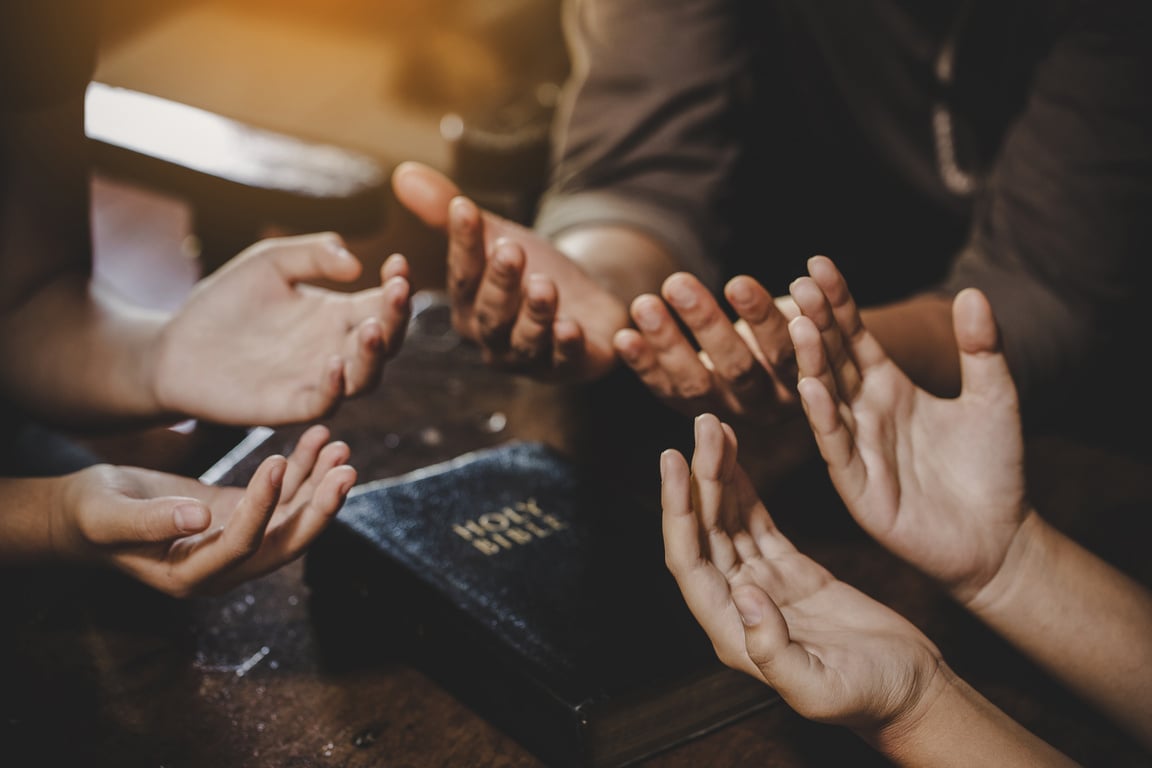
674 376 715 401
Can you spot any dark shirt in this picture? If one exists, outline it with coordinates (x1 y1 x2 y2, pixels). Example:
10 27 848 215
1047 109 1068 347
535 0 1152 427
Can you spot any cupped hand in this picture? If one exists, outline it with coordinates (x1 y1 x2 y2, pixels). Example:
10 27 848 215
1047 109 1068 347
662 413 944 730
60 424 355 597
392 161 627 381
788 255 1030 604
615 272 801 424
153 232 411 426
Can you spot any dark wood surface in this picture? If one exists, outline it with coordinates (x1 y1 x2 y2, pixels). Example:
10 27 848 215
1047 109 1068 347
3 291 1151 768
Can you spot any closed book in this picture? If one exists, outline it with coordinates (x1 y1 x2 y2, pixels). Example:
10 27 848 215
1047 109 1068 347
303 440 778 768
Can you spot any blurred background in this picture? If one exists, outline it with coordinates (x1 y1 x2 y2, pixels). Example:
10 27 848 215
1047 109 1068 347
91 0 568 298
85 0 568 468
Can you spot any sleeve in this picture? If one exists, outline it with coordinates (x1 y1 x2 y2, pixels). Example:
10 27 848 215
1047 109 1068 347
532 0 757 290
941 0 1152 420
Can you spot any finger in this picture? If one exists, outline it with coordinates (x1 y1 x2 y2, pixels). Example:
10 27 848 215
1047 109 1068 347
718 421 758 562
267 232 364 285
632 294 716 406
552 318 587 376
280 424 333 499
378 274 412 355
731 583 814 692
344 317 386 395
806 255 887 374
614 328 675 398
788 312 839 407
664 273 775 402
298 355 345 422
507 274 557 366
789 275 860 402
380 251 410 283
282 439 352 510
726 276 798 386
342 275 411 396
473 238 525 353
261 464 356 561
447 195 486 317
390 160 461 229
953 288 1016 403
663 447 750 674
692 414 739 571
661 448 702 579
181 456 286 585
86 495 212 546
797 376 865 497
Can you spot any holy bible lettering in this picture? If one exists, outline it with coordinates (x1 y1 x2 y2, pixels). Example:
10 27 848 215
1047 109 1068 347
451 498 569 554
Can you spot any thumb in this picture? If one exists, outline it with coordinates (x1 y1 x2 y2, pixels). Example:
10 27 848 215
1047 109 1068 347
263 232 363 285
86 496 212 546
391 161 461 229
732 583 810 691
952 288 1016 402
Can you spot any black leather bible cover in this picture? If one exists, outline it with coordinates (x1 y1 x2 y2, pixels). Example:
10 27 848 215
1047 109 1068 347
303 440 778 768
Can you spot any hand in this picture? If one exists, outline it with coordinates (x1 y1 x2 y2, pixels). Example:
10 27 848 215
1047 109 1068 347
57 424 355 597
615 272 802 424
153 233 411 426
662 413 944 730
788 255 1030 604
391 161 628 381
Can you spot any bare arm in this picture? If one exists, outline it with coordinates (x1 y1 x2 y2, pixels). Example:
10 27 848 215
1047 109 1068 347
871 667 1078 768
968 512 1152 749
0 95 180 425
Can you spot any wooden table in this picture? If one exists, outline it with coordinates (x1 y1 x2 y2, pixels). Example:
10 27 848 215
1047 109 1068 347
3 291 1150 767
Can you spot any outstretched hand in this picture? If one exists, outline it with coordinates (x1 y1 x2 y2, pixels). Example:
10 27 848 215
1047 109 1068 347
662 413 945 731
788 256 1030 604
59 424 355 597
153 233 411 426
391 161 627 381
615 272 802 424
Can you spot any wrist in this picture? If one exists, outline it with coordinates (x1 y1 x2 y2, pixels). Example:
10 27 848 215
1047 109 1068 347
555 225 678 306
50 467 99 562
869 661 1074 767
867 660 958 759
961 508 1047 616
0 474 89 562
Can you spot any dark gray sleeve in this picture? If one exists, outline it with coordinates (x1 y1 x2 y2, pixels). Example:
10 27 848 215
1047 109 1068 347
942 1 1152 414
533 0 755 289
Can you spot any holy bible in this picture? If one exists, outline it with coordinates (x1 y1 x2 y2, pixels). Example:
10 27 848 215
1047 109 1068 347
303 440 778 768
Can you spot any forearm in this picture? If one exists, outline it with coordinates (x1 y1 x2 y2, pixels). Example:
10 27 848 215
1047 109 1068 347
1 94 174 427
553 224 680 306
966 512 1152 749
0 275 172 427
869 663 1078 768
860 292 959 397
0 475 78 562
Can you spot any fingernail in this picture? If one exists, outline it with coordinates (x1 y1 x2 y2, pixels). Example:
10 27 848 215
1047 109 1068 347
727 280 753 306
634 303 662 332
665 280 697 309
733 592 762 626
174 503 209 533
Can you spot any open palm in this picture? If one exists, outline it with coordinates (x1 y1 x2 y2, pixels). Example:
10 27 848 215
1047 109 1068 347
788 257 1029 602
